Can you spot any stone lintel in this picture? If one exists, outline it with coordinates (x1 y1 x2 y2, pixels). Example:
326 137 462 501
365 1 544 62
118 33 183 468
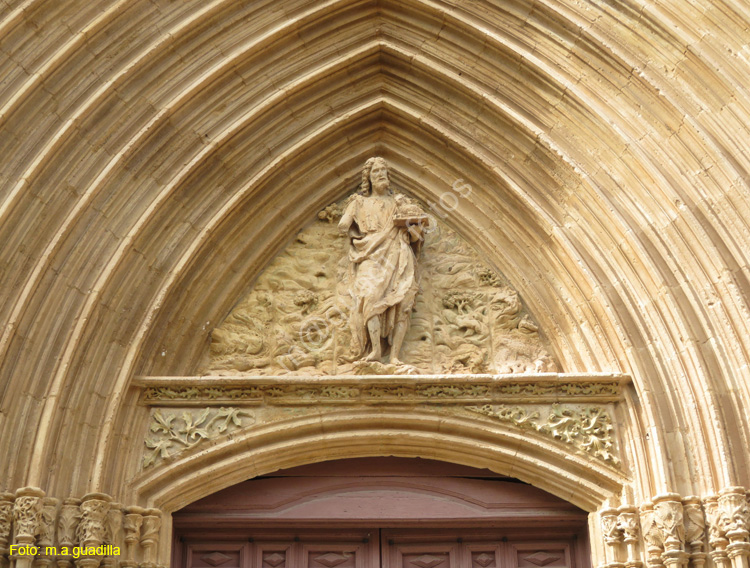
134 372 630 406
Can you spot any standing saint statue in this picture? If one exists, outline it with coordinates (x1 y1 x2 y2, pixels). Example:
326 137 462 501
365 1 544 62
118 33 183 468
338 157 428 365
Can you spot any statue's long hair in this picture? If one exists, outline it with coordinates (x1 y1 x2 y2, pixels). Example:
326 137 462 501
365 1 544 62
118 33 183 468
359 156 391 195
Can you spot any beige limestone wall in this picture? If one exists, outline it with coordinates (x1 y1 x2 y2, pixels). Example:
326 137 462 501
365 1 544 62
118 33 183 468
0 1 750 568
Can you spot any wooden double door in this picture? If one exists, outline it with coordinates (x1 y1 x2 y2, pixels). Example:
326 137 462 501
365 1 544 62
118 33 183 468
179 528 579 568
173 458 589 568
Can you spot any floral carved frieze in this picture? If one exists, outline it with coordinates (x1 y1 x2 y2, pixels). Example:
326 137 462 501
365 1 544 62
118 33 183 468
143 407 254 468
466 404 620 465
136 374 626 406
138 375 627 470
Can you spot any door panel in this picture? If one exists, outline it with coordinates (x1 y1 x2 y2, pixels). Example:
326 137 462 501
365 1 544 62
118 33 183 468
186 543 247 568
178 531 580 568
465 545 503 568
256 545 292 568
384 541 459 568
512 544 571 568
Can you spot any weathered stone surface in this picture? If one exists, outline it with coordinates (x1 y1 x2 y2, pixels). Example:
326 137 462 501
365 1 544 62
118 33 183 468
205 166 556 376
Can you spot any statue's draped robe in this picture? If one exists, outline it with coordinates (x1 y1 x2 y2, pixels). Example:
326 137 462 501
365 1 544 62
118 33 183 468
340 194 419 357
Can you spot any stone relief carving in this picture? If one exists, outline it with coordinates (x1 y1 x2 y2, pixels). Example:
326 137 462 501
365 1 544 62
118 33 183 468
38 498 59 549
0 493 13 555
618 505 643 568
639 503 666 568
653 496 685 549
123 507 145 567
683 497 707 568
703 495 730 568
718 487 750 537
204 158 557 376
143 407 254 468
77 494 111 548
140 510 161 568
601 508 623 546
12 489 44 543
0 490 162 568
57 498 82 549
140 378 622 405
466 404 620 465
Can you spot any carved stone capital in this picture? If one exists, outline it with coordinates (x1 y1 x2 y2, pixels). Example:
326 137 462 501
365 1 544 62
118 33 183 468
58 498 82 549
140 509 160 545
681 496 706 568
122 507 145 566
105 503 124 548
38 498 60 549
76 493 112 549
0 492 14 550
653 494 685 552
140 509 161 568
617 505 643 568
617 506 640 543
602 507 624 545
718 487 750 542
13 487 45 544
640 502 665 568
704 496 728 546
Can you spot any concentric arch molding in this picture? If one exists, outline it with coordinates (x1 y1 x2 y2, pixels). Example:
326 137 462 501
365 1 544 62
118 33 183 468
134 373 628 406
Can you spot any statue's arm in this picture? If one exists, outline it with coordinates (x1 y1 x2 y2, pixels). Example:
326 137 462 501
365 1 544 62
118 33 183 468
338 198 357 233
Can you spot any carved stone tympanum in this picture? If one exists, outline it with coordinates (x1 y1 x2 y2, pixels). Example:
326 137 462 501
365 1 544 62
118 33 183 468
205 157 557 376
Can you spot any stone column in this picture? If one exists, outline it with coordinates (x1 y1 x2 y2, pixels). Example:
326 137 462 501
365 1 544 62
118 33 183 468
601 507 625 568
718 487 750 568
75 494 111 568
12 488 45 568
653 494 688 568
56 499 81 568
34 498 59 568
0 493 15 568
618 506 642 568
138 511 160 568
101 504 123 568
705 495 730 568
682 497 706 568
641 502 665 568
121 508 143 568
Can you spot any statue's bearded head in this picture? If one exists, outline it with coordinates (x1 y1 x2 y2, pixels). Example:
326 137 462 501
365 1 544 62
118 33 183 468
361 156 390 195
